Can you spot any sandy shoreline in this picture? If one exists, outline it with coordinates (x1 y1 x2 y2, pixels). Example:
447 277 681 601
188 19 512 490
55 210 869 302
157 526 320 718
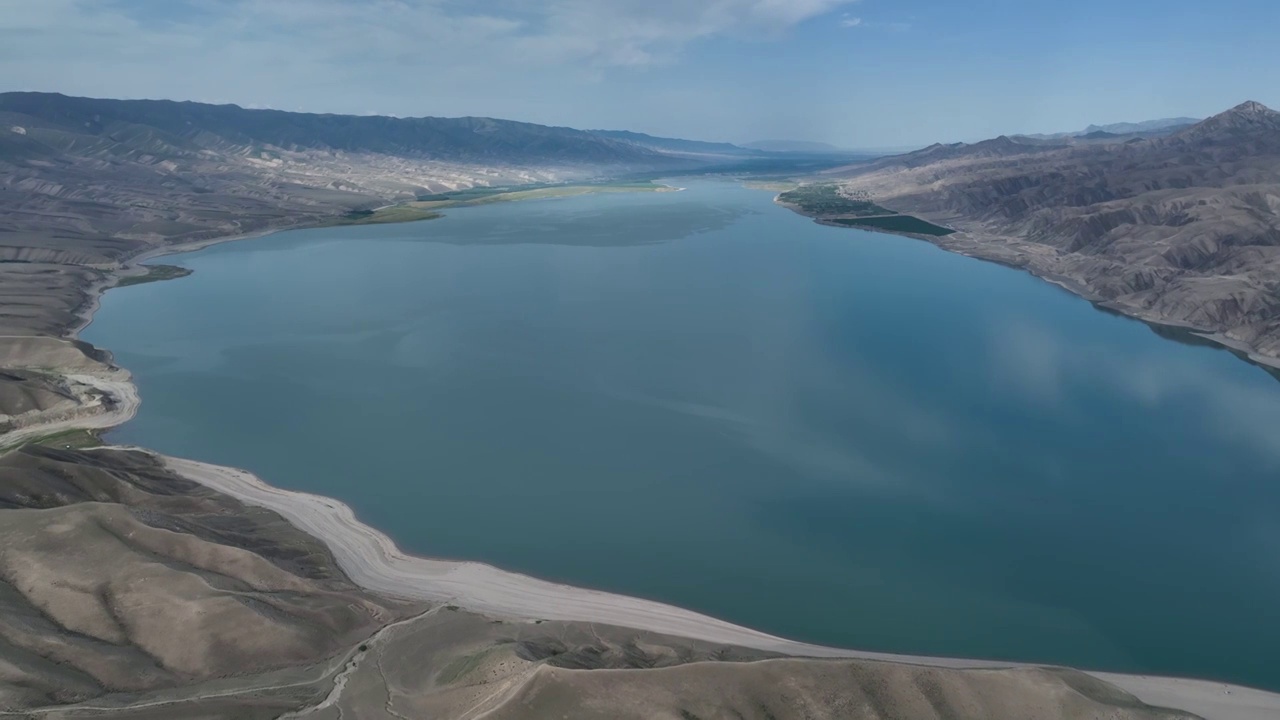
156 453 998 666
1 193 1278 718
143 452 1279 720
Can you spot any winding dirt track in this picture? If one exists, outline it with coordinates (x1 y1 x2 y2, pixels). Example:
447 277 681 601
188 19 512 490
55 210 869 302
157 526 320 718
0 370 138 451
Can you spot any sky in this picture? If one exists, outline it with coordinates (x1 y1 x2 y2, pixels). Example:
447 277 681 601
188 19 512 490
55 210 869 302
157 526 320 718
2 0 1278 147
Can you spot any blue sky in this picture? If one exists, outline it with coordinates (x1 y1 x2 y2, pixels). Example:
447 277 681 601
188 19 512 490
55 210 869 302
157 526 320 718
2 0 1277 147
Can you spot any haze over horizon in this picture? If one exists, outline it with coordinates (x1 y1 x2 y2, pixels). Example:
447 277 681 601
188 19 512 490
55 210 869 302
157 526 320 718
3 0 1277 147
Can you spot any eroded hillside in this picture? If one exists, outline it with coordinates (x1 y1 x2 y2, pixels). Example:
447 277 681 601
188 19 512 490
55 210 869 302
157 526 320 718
816 101 1280 363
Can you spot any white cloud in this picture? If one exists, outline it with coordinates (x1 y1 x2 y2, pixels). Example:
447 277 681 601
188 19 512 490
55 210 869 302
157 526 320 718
0 0 861 126
841 16 863 27
0 0 858 72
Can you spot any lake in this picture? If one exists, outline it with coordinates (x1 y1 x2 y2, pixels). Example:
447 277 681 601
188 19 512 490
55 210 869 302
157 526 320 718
83 179 1280 689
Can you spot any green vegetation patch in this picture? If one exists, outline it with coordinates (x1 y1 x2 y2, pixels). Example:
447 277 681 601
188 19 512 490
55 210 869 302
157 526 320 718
778 183 895 217
437 648 497 685
32 428 102 450
418 181 669 205
117 264 193 287
330 182 669 231
328 206 443 227
474 183 666 205
743 180 799 193
831 215 955 236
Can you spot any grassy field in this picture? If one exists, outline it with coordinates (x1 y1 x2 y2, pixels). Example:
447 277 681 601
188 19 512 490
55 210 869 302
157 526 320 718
418 181 671 206
363 181 677 220
473 182 670 204
308 182 677 230
117 264 193 287
326 205 444 227
32 428 102 450
831 215 955 236
743 180 799 192
778 183 895 217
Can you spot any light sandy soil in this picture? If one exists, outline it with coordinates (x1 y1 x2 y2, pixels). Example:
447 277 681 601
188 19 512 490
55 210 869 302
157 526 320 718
1092 674 1280 720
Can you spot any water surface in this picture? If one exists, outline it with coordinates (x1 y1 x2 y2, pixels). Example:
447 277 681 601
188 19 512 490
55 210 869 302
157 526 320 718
85 180 1280 689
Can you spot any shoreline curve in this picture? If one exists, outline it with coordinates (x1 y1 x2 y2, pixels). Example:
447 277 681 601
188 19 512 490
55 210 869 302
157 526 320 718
142 450 1280 720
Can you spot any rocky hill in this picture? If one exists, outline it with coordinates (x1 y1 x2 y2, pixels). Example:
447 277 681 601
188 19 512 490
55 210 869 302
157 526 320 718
818 101 1280 364
0 445 407 712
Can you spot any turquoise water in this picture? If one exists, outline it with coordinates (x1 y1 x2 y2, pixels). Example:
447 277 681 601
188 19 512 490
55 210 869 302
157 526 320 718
84 180 1280 689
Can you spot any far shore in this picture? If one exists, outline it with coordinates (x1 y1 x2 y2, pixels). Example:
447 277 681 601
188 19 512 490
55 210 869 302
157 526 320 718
68 179 679 340
2 178 1278 720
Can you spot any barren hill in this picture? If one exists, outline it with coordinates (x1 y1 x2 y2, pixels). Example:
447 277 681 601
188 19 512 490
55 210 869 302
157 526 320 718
813 101 1280 364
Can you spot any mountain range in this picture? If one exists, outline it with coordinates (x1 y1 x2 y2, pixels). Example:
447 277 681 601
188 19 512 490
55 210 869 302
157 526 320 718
586 129 754 157
1084 117 1202 135
0 92 673 167
1017 116 1201 141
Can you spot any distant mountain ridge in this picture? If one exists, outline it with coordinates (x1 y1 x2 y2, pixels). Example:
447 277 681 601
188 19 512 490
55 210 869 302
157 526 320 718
1084 116 1201 135
587 129 754 157
0 92 677 167
1017 116 1200 141
742 139 852 154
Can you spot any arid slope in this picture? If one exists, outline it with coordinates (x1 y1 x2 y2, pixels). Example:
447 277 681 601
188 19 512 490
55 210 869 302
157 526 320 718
817 101 1280 364
0 446 409 712
298 608 1198 720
